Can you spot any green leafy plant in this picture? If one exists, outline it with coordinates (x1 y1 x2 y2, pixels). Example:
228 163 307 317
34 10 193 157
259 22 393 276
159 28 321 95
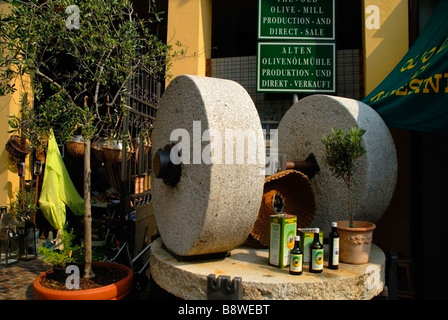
0 0 178 280
8 186 37 223
322 126 367 227
38 224 82 268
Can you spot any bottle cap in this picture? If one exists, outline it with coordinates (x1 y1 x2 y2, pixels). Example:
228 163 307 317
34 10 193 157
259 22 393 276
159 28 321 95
295 235 300 241
314 227 319 233
331 222 337 227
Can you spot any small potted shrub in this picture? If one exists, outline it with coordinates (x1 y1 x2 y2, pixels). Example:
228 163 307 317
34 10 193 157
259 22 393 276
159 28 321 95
34 224 133 300
37 225 83 282
8 187 37 224
322 126 376 264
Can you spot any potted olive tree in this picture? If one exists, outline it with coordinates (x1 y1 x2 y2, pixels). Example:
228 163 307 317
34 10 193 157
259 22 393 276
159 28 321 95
1 0 172 298
322 126 376 264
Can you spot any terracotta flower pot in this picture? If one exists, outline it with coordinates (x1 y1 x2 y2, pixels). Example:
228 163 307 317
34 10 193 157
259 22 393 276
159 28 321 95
336 220 376 264
33 262 134 300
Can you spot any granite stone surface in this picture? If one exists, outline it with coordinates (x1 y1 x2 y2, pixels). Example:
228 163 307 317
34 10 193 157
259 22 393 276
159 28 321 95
277 94 398 234
152 75 265 257
150 237 385 300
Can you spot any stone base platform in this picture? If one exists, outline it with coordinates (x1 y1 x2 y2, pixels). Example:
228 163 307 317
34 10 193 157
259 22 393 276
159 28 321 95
150 237 385 300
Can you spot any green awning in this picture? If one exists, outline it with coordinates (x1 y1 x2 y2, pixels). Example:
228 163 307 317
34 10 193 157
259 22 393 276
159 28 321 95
362 0 448 134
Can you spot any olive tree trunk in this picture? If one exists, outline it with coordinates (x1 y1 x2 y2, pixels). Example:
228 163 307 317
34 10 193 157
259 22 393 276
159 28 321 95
83 139 95 278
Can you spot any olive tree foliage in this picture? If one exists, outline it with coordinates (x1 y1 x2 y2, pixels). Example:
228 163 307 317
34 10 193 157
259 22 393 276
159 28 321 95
0 0 172 278
1 0 170 146
321 126 367 228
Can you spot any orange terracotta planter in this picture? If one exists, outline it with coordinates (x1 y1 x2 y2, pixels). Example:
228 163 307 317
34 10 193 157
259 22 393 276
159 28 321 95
337 220 376 264
33 262 134 300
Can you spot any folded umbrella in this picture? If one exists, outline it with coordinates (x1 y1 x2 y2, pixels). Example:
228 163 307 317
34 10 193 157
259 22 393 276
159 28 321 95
39 132 84 230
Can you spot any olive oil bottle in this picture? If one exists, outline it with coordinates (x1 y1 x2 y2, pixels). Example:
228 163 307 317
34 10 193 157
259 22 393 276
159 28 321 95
289 235 303 275
309 228 324 273
328 222 339 270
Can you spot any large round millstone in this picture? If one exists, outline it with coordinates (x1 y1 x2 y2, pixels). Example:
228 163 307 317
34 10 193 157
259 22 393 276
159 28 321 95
277 95 397 234
151 75 265 257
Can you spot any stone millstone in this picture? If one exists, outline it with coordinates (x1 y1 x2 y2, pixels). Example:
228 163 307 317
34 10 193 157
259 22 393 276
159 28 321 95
152 75 265 257
277 94 397 234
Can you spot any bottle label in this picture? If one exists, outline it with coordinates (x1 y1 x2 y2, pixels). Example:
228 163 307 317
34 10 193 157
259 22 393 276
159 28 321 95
283 223 296 266
290 253 303 272
269 223 280 266
331 238 339 265
311 248 324 270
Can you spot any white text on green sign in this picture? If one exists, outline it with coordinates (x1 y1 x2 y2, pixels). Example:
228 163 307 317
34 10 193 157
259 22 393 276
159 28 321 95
258 0 335 40
257 42 335 93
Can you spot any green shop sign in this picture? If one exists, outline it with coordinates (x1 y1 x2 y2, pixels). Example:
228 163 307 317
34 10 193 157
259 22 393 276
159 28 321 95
257 42 335 93
258 0 335 40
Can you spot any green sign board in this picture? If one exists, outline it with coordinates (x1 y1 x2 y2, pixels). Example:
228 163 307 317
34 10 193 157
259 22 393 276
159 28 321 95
257 42 335 93
258 0 335 40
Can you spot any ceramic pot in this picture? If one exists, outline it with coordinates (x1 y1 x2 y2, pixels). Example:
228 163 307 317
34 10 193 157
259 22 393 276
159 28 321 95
33 261 134 300
336 220 376 264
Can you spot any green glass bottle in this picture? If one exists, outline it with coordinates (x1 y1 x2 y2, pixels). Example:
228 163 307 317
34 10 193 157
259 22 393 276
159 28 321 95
309 228 324 273
328 222 339 270
289 235 303 275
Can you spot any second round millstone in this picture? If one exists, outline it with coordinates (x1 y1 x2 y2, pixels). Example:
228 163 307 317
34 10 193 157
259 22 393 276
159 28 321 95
151 75 266 257
277 94 398 235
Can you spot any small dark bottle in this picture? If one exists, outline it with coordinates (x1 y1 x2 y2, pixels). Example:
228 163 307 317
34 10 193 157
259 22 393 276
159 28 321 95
328 222 339 270
309 228 324 273
289 235 303 275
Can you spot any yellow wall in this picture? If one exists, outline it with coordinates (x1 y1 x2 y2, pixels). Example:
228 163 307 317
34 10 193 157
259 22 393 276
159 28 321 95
363 0 409 95
362 1 412 260
0 2 33 208
166 0 409 96
166 0 212 85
